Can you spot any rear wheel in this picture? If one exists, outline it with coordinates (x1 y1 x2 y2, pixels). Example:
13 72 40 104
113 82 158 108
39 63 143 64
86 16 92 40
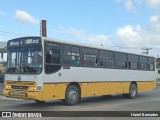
122 83 138 99
128 83 138 99
64 85 80 106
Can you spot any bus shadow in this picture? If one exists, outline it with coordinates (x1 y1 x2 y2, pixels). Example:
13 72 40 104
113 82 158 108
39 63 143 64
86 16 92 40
80 95 121 104
5 100 64 110
6 93 152 110
79 93 152 104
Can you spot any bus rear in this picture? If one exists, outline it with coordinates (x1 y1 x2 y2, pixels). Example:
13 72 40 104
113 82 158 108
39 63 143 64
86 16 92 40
3 37 44 102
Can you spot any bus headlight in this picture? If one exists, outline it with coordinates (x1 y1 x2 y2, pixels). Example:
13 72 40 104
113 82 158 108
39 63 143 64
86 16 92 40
29 86 37 91
6 85 11 89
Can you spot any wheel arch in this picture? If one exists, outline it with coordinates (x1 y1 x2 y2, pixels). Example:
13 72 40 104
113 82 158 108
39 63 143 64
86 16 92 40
130 81 138 92
131 81 137 87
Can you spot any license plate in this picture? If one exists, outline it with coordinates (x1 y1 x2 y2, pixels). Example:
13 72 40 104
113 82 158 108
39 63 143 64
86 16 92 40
14 91 20 95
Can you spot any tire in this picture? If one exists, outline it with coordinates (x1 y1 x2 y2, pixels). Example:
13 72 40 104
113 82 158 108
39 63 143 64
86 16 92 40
35 100 45 104
128 83 138 99
65 85 80 106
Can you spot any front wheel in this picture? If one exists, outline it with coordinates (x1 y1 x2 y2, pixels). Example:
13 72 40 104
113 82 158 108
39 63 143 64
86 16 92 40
64 85 80 106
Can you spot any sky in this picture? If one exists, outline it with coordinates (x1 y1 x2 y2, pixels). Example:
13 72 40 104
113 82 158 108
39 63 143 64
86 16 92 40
0 0 160 57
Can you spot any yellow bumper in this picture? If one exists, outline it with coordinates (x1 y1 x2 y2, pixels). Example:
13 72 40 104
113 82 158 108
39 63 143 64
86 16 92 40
3 89 43 101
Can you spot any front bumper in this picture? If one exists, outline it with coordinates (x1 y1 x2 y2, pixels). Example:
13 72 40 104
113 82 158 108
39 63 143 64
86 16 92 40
3 89 43 101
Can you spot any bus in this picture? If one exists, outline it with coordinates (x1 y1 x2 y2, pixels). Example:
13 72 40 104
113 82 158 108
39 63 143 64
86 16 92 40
3 36 156 105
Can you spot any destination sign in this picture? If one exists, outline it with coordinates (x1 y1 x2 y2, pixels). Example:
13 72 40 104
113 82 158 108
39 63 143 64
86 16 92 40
7 37 41 48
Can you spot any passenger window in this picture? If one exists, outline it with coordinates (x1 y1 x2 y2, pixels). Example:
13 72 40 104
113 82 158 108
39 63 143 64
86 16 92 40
114 53 127 69
100 50 114 68
139 56 148 70
81 48 98 67
148 57 154 71
44 41 61 74
128 55 139 70
63 45 80 66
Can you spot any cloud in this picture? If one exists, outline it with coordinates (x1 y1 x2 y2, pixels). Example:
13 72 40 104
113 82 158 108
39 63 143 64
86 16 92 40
113 0 160 11
113 0 134 11
56 27 112 46
149 15 160 33
124 0 134 11
116 25 144 47
55 12 160 56
15 10 40 25
116 13 160 47
146 0 160 8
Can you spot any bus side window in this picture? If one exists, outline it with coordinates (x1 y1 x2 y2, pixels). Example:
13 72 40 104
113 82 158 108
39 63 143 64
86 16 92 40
81 48 98 67
46 47 51 63
100 50 114 68
44 41 61 74
63 45 80 66
46 53 51 63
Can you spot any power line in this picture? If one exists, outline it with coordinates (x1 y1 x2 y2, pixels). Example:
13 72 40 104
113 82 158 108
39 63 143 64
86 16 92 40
0 33 24 37
0 30 29 37
85 43 160 53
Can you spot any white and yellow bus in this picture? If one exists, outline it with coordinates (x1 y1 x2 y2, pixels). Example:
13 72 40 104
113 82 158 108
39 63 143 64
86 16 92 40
3 36 156 105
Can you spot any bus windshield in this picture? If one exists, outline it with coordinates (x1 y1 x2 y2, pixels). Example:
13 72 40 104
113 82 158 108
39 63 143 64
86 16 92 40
6 46 42 74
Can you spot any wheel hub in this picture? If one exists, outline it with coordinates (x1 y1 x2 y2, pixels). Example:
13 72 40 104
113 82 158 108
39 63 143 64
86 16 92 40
68 90 77 101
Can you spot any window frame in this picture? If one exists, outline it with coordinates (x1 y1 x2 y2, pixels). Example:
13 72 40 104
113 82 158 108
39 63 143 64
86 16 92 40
44 41 62 74
62 44 81 67
128 54 139 70
114 52 128 69
99 50 114 68
81 47 99 68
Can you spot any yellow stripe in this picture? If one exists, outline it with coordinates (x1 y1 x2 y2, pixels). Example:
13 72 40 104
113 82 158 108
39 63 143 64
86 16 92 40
3 81 156 101
42 81 156 100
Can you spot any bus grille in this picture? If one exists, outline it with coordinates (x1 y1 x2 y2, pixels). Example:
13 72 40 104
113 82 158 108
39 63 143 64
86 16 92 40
6 81 35 85
11 85 29 90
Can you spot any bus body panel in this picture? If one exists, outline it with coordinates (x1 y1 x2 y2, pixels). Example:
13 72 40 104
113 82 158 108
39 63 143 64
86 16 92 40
3 36 157 103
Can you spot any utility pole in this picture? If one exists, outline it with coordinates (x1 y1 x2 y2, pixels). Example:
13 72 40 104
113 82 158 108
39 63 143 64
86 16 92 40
142 47 152 54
